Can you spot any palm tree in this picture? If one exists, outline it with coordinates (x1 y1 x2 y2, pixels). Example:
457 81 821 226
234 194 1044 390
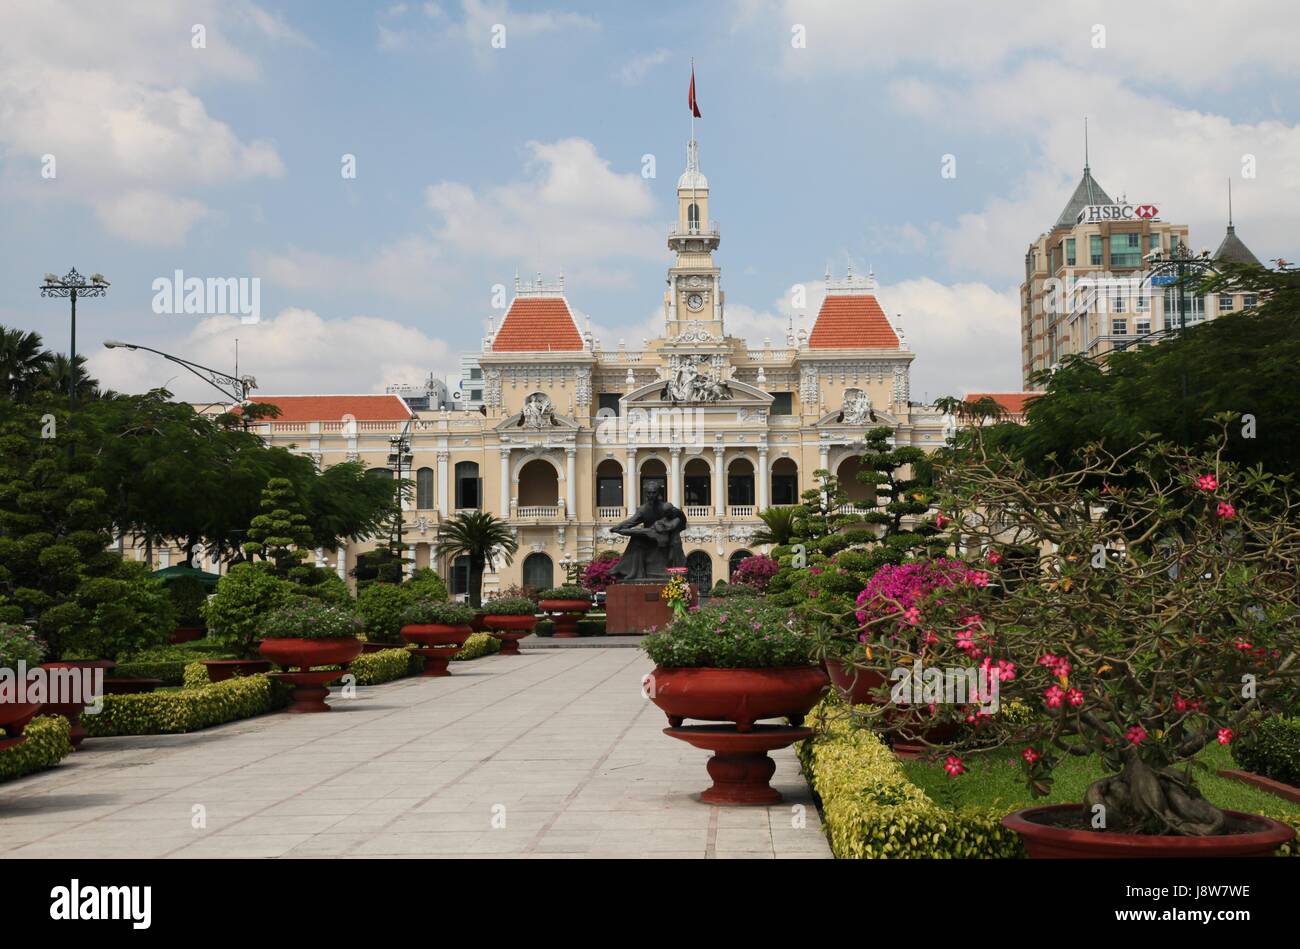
41 353 100 401
436 510 519 607
0 327 53 400
753 503 798 546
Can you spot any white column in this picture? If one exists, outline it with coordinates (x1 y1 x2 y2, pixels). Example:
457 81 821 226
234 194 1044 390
336 543 347 581
499 448 511 516
818 442 830 474
625 448 637 512
437 448 450 513
757 447 769 511
565 447 577 515
712 447 725 513
669 447 683 508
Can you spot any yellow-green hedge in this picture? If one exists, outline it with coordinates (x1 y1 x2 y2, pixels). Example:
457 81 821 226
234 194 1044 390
799 703 1023 858
453 632 501 661
83 673 276 737
352 648 415 685
0 715 73 783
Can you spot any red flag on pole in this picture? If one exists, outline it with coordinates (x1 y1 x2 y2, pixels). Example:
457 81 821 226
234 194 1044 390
688 67 701 118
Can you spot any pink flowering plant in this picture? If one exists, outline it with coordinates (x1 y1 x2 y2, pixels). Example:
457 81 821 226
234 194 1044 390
889 420 1300 836
580 552 620 594
730 554 780 593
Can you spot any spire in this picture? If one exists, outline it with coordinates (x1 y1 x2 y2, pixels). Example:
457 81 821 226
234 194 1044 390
1213 179 1261 267
677 137 708 191
1053 123 1113 230
1228 177 1234 227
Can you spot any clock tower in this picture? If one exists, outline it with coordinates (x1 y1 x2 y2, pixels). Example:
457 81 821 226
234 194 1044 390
664 136 724 340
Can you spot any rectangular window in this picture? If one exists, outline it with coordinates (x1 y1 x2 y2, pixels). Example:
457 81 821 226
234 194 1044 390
1065 238 1076 266
1219 294 1235 312
1149 233 1161 255
1136 293 1150 313
771 474 798 506
769 392 793 416
1110 232 1142 268
596 476 623 507
450 557 470 597
1243 294 1258 309
1089 235 1103 266
469 368 482 380
1112 318 1128 336
470 389 482 401
1135 317 1151 336
1111 290 1126 313
598 393 621 417
683 476 710 506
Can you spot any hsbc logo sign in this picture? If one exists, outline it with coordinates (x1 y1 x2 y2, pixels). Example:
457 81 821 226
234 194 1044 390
1077 203 1160 224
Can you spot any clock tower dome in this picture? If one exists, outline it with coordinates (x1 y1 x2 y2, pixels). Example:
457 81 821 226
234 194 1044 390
664 136 723 340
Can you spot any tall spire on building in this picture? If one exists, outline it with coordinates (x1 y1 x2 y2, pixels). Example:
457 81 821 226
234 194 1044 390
1214 177 1262 266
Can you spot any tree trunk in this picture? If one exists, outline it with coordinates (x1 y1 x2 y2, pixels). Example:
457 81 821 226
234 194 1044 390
1082 746 1226 835
470 557 485 608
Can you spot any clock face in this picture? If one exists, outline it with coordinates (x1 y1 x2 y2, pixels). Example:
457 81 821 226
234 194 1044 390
686 292 705 311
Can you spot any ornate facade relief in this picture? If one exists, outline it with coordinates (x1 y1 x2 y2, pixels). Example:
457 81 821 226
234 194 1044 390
574 366 592 407
800 365 819 403
483 368 502 407
892 365 910 405
661 354 734 404
838 388 877 425
520 392 557 429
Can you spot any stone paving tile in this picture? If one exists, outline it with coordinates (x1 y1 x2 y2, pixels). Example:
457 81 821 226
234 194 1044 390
0 648 832 859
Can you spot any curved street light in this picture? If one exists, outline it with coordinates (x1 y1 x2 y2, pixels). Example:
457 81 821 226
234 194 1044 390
102 340 256 402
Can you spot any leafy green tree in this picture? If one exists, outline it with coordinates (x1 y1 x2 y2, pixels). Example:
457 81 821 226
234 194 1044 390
436 511 518 608
357 582 415 645
243 477 314 580
407 567 449 602
202 562 293 658
62 561 175 660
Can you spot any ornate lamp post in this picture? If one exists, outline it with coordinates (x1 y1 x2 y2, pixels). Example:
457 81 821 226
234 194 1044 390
387 420 415 575
40 268 109 405
102 341 256 403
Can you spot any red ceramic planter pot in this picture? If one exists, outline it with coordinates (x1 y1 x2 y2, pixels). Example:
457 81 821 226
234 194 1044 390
401 624 473 676
538 599 591 638
258 637 362 713
0 697 43 750
647 665 830 731
483 614 537 655
39 660 113 750
1003 804 1297 858
825 658 888 705
169 626 205 644
201 659 274 682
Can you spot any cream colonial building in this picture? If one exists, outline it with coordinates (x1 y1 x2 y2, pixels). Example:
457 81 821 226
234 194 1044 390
174 134 951 597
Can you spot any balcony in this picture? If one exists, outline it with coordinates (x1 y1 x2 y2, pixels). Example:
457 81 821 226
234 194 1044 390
727 505 756 518
597 506 625 520
514 505 561 519
684 505 713 519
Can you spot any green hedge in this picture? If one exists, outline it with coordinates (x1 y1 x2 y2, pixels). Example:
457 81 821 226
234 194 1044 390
113 660 191 686
799 702 1023 858
453 632 501 661
352 648 413 686
83 674 278 737
1234 716 1300 788
0 715 73 783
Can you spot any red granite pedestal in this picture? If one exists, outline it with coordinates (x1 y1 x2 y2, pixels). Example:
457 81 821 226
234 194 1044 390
605 581 697 634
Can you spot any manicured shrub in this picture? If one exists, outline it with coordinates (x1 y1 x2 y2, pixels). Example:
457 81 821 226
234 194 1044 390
1233 716 1300 788
799 702 1022 858
62 560 176 660
538 585 590 601
165 575 209 627
401 601 476 626
82 674 277 737
0 622 45 666
203 562 294 657
577 616 605 636
261 597 364 640
298 569 353 604
534 619 555 637
453 632 502 661
0 715 72 782
182 661 213 690
350 648 413 686
641 602 817 668
407 568 449 602
113 659 190 686
357 582 414 644
480 595 537 616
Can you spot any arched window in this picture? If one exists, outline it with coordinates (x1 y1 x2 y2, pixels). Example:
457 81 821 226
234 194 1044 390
416 467 434 510
687 202 700 230
727 458 755 507
728 549 753 579
771 458 799 506
366 467 391 479
687 550 713 590
455 461 480 509
523 552 553 592
596 459 624 508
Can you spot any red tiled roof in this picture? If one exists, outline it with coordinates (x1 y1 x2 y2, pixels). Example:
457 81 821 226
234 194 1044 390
237 395 412 422
492 297 584 352
963 392 1038 415
808 294 899 349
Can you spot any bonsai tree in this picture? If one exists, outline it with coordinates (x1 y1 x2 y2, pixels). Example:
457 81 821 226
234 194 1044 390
407 567 449 602
243 477 315 581
855 421 1300 836
402 601 476 627
261 598 364 641
203 562 294 658
436 511 518 608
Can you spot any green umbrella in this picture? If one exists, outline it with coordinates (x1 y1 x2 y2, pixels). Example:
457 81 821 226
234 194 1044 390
150 565 222 589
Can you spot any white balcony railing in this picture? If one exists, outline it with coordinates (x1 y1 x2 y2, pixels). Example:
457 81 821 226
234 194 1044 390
515 505 560 518
597 506 625 519
727 505 756 518
685 505 713 519
838 504 877 515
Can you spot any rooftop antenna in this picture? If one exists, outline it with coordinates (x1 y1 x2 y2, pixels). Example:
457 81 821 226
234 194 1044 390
1227 177 1234 227
1083 116 1090 171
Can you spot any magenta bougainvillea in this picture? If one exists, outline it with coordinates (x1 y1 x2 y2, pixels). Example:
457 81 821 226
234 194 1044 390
730 554 780 592
853 558 972 636
581 553 620 593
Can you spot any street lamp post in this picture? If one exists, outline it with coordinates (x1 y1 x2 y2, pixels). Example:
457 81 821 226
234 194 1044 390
387 420 415 577
40 268 109 405
102 341 256 403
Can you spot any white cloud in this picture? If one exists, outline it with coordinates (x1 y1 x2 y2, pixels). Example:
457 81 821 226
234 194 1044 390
90 308 457 399
378 0 598 57
94 191 210 247
0 1 289 245
618 49 672 85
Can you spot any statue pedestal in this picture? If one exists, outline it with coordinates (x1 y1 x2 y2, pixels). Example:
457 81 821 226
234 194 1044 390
605 581 696 635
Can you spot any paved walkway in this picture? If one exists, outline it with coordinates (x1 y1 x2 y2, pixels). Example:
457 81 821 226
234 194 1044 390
0 648 831 858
